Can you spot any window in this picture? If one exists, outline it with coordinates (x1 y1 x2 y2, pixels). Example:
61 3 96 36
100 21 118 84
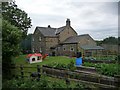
39 36 41 41
32 58 35 61
37 56 41 60
63 48 66 51
32 37 34 41
39 48 42 52
87 38 90 41
70 47 74 51
32 48 34 53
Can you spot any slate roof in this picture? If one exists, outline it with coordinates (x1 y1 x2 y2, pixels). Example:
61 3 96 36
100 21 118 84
55 26 66 34
62 34 90 44
80 45 104 50
36 26 66 37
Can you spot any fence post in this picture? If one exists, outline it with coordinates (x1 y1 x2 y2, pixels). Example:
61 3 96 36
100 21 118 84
20 64 24 79
37 65 41 81
64 70 70 87
114 75 120 89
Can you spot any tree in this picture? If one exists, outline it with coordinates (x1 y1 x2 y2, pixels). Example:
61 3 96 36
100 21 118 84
21 34 33 54
2 1 32 79
2 1 32 38
96 40 103 46
102 36 118 45
2 19 22 79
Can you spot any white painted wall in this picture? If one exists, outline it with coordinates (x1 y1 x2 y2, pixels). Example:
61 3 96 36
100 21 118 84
29 55 42 64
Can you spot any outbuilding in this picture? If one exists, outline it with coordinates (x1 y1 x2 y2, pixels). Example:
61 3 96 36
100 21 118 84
26 53 42 64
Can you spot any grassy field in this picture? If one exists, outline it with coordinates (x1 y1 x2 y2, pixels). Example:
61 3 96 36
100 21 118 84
10 55 91 88
12 55 76 76
12 55 119 77
13 55 75 67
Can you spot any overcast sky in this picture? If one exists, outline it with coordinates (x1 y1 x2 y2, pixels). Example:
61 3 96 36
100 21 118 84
15 0 119 40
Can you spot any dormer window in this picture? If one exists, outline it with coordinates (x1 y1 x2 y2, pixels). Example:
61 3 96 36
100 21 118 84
39 36 41 41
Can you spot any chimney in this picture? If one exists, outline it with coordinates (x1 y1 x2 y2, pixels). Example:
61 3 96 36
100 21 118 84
66 18 71 26
48 25 51 28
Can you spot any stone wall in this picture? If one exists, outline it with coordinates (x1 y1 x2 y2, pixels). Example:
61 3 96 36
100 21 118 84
59 26 77 43
31 30 46 54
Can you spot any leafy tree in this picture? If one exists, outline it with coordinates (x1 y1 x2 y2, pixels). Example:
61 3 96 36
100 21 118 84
2 1 32 38
21 34 33 54
102 36 118 45
2 20 22 79
2 1 32 79
96 40 103 46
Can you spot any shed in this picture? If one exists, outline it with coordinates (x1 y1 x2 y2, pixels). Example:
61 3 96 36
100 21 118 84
26 53 42 64
80 45 104 57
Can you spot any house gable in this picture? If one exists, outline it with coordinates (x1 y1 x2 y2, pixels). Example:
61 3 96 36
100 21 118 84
58 19 78 43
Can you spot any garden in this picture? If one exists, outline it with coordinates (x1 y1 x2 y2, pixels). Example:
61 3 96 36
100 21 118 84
12 55 119 77
2 54 119 89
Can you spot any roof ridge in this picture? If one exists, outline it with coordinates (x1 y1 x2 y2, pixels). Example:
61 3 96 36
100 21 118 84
37 26 57 29
78 34 89 36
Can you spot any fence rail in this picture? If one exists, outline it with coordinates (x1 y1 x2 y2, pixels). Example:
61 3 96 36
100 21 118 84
9 64 120 88
83 59 116 64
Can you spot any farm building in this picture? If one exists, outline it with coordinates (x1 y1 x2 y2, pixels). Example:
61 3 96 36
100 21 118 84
31 19 104 57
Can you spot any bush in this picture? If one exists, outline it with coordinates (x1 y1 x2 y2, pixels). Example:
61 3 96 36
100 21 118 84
2 76 87 89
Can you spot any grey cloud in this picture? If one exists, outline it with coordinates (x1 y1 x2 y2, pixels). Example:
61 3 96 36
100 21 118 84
26 2 118 40
29 13 66 27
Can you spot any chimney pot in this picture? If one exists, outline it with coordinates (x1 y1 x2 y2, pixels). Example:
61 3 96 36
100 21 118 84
48 25 51 28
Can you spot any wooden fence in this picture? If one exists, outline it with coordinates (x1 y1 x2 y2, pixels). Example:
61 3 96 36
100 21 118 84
10 64 120 89
83 59 117 64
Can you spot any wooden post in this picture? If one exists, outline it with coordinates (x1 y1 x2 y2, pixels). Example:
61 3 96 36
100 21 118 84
114 75 120 89
37 65 41 81
64 70 70 87
20 65 24 79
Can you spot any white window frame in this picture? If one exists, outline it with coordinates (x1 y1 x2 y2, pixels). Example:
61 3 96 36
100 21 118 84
39 36 41 41
32 48 34 53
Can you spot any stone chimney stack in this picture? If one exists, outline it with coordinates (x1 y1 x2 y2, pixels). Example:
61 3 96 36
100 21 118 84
66 18 71 26
48 25 51 28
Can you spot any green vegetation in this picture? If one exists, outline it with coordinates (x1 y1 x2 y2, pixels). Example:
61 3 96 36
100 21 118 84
96 36 118 45
13 55 75 67
83 62 120 77
3 55 119 88
12 55 76 76
2 1 32 79
102 36 118 45
2 1 32 37
2 75 88 89
13 55 119 77
84 56 116 61
2 20 22 79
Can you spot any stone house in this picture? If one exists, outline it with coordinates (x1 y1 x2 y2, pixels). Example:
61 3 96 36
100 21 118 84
32 19 104 57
